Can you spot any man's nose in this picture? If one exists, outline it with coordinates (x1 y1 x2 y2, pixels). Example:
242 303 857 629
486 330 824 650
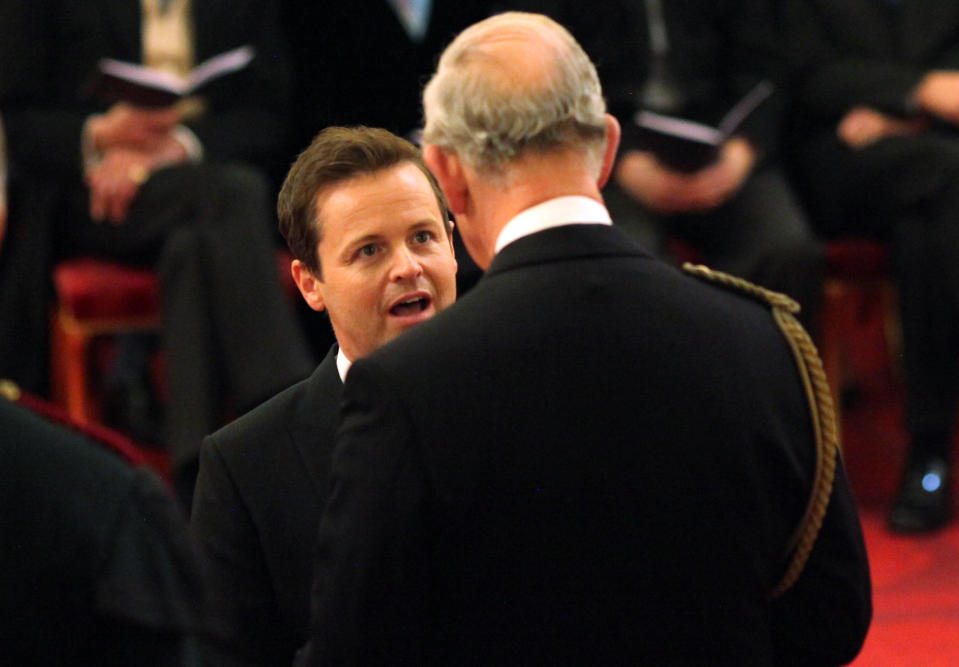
390 246 424 281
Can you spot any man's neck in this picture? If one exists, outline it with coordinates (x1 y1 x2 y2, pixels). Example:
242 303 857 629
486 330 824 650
463 152 603 267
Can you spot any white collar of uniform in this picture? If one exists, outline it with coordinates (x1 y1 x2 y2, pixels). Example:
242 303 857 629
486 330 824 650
494 196 612 255
336 347 352 383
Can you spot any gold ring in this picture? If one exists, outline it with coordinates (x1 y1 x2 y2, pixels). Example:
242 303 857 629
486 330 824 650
128 164 149 184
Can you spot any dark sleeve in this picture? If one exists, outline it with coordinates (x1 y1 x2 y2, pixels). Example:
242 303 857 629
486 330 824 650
185 0 294 167
191 435 289 667
297 360 431 666
91 468 210 666
782 0 959 118
770 459 873 665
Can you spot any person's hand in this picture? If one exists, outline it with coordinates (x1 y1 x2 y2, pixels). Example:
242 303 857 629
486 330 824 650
87 102 183 152
615 151 692 214
615 138 755 214
678 138 755 212
913 70 959 125
86 134 189 224
837 106 928 149
86 148 152 224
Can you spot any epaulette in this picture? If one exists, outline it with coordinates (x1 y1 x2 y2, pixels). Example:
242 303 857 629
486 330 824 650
682 263 839 600
682 262 801 314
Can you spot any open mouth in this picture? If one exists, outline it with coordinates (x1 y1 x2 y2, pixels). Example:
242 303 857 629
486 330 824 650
389 296 430 317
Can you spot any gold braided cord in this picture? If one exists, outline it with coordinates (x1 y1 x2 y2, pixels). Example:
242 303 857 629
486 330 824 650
681 264 839 599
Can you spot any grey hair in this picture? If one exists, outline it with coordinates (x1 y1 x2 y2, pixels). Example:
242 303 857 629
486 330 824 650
422 12 608 175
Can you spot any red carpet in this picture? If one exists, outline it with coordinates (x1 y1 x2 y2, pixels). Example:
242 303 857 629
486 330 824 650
851 510 959 666
830 288 959 665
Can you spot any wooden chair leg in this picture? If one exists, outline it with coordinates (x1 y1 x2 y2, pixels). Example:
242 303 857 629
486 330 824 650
51 311 96 424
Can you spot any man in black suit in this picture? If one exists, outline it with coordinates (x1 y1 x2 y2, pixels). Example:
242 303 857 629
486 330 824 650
782 0 959 533
0 0 314 508
0 392 207 665
297 12 871 665
190 126 458 666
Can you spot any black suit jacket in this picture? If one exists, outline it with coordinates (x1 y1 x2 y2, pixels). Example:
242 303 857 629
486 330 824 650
784 0 959 123
300 223 871 665
191 346 341 666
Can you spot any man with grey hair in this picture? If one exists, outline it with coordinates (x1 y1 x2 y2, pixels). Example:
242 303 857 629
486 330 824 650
298 12 871 665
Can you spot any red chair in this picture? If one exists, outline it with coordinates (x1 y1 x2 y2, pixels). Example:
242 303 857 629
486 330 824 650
50 258 161 425
819 238 900 412
49 251 297 426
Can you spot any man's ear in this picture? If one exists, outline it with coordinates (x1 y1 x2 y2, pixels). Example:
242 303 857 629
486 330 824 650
291 259 326 312
424 144 468 216
597 113 622 189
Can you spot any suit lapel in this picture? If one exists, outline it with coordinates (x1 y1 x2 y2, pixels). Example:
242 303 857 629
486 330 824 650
289 346 343 491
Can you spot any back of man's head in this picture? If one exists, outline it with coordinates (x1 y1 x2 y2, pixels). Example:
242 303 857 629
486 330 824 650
277 126 450 278
422 12 608 176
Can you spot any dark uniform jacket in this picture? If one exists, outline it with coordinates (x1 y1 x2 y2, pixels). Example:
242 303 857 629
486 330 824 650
298 222 872 665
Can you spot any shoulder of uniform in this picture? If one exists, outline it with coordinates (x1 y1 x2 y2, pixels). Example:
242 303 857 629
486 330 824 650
682 262 801 314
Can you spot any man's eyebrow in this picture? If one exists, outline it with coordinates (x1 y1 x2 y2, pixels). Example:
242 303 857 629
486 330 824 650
410 217 446 230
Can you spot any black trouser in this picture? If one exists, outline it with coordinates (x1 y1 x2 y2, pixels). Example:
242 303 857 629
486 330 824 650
799 131 959 459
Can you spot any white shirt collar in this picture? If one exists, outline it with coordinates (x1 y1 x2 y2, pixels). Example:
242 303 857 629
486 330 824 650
336 347 352 383
494 196 612 255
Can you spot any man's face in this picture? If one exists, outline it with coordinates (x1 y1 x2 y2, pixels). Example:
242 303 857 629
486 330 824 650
296 162 457 361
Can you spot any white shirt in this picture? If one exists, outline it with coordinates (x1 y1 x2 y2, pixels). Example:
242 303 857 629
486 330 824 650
336 348 352 383
494 196 612 255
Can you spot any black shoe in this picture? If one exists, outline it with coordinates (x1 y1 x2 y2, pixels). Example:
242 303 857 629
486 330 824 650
887 455 953 534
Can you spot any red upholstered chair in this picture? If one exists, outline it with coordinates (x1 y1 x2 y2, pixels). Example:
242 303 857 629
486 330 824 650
50 258 161 425
820 238 899 412
49 251 297 426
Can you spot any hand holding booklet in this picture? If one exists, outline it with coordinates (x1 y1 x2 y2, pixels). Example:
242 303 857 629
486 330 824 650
88 45 255 108
632 80 774 172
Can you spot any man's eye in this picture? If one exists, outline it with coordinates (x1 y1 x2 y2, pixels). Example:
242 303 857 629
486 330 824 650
413 231 433 244
358 244 378 257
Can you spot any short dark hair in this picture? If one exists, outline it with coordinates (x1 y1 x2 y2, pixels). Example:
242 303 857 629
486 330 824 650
277 126 451 278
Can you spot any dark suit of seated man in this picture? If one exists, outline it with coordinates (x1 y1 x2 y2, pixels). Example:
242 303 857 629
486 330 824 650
189 127 458 666
295 12 872 666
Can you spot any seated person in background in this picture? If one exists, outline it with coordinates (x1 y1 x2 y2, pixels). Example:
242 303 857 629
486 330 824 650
782 0 959 534
0 0 315 511
530 0 822 331
0 390 207 665
190 126 458 666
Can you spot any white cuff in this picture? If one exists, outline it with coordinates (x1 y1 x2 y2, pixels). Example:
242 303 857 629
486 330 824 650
171 124 204 162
